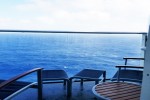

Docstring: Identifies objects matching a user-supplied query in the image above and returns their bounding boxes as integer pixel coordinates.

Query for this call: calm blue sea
[0,33,142,81]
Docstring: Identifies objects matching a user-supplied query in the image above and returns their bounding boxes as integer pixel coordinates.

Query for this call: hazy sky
[0,0,150,32]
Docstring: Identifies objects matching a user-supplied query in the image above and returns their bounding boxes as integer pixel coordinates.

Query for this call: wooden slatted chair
[0,68,43,100]
[42,70,71,96]
[111,57,144,83]
[69,69,106,95]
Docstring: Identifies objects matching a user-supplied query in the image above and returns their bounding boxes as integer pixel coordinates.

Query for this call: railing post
[117,67,121,82]
[37,69,43,100]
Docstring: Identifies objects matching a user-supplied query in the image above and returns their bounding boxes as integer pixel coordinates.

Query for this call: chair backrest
[0,68,43,100]
[111,57,144,83]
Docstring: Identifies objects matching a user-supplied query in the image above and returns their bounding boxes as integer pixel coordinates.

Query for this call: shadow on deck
[12,81,103,100]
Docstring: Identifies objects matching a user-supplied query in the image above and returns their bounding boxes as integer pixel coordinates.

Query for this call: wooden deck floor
[11,81,103,100]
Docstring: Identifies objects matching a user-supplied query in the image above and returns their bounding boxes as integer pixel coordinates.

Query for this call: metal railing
[0,29,147,34]
[0,29,148,56]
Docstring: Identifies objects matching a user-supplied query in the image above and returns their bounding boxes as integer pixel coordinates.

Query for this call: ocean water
[0,33,142,81]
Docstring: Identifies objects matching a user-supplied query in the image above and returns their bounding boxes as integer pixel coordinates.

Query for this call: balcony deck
[12,81,103,100]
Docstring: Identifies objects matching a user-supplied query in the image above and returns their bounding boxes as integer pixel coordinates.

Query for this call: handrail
[0,29,147,34]
[0,68,43,89]
[123,57,145,65]
[116,65,144,69]
[123,57,145,60]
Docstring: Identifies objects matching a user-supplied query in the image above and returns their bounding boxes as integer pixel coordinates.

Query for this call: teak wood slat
[93,82,141,100]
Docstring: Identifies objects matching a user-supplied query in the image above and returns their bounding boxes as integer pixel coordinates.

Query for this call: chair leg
[67,80,71,97]
[95,80,99,85]
[63,80,67,86]
[37,69,43,100]
[103,71,106,82]
[69,78,72,96]
[80,79,83,86]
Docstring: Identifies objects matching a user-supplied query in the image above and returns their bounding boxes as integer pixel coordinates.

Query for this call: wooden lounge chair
[42,70,71,96]
[69,69,106,95]
[0,68,43,100]
[111,57,144,83]
[70,69,106,85]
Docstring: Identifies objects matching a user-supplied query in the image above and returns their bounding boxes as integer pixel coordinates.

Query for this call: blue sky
[0,0,150,32]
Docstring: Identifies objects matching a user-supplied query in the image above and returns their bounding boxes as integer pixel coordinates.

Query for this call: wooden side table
[92,82,141,100]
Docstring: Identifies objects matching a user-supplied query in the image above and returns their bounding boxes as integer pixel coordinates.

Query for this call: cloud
[0,18,11,23]
[0,0,150,32]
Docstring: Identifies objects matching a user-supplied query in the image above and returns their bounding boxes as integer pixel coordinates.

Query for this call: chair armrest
[116,65,144,69]
[0,68,43,89]
[123,57,144,65]
[123,57,145,60]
